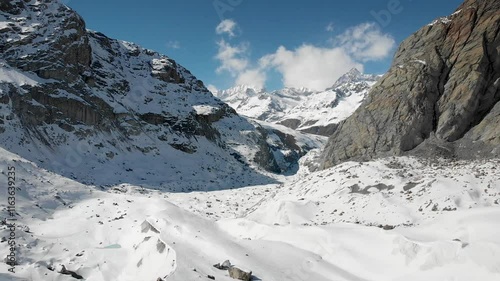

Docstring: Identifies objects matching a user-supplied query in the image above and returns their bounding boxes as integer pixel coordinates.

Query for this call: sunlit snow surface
[0,146,499,281]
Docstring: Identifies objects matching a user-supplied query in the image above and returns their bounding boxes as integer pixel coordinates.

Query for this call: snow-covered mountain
[0,0,322,189]
[213,68,380,136]
[214,85,314,122]
[0,1,499,281]
[280,69,380,135]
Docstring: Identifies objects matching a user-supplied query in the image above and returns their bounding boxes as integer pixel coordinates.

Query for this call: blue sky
[66,0,463,91]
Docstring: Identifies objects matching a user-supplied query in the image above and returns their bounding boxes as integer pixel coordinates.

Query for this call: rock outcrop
[228,266,252,281]
[322,0,500,168]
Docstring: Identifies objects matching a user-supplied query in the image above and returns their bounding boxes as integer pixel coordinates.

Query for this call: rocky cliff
[0,0,320,189]
[322,0,500,168]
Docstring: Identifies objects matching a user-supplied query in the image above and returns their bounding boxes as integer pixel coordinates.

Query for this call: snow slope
[283,69,379,133]
[1,146,499,281]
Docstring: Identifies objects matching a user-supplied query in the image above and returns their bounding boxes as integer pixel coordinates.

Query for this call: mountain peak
[347,68,362,76]
[329,68,378,90]
[234,84,266,93]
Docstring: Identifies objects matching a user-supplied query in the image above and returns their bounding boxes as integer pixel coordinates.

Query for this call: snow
[0,63,43,86]
[214,86,310,122]
[193,105,218,115]
[428,17,452,26]
[1,146,499,281]
[413,59,427,65]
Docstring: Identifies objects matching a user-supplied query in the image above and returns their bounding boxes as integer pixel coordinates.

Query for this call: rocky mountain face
[0,0,319,189]
[322,0,500,169]
[214,68,379,136]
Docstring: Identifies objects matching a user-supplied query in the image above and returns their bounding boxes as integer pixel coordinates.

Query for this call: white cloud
[215,39,249,74]
[214,37,267,89]
[258,22,394,90]
[235,69,266,90]
[216,19,238,37]
[260,45,362,91]
[326,22,335,32]
[166,40,181,49]
[206,84,219,93]
[213,21,394,91]
[335,23,395,61]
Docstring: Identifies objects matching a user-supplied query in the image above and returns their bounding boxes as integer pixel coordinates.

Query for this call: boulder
[59,265,83,280]
[213,259,232,270]
[228,266,252,281]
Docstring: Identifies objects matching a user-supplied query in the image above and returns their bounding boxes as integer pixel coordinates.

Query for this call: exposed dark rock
[59,265,83,280]
[299,123,338,137]
[278,118,301,130]
[253,127,281,173]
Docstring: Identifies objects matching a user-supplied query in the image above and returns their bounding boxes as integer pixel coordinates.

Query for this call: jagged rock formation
[0,0,319,189]
[322,0,500,169]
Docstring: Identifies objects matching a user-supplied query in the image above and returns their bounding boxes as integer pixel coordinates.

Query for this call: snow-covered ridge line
[213,68,380,135]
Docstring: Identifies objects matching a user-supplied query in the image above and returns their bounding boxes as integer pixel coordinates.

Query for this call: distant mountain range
[213,68,380,136]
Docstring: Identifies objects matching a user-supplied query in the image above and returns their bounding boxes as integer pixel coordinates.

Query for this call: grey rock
[213,259,232,270]
[228,266,252,281]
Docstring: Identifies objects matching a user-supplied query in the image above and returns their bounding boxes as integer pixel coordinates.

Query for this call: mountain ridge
[214,68,380,136]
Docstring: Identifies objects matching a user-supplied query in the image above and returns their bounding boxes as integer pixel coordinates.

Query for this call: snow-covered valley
[1,146,499,281]
[1,0,499,280]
